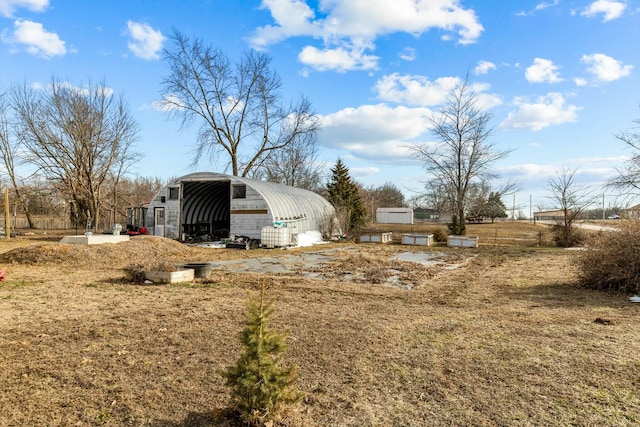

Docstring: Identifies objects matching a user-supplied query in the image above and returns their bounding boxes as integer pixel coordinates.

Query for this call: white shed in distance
[376,207,414,224]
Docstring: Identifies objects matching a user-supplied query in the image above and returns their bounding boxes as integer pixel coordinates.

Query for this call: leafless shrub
[123,261,180,283]
[575,220,640,294]
[318,212,338,240]
[552,224,586,248]
[431,228,448,243]
[123,264,147,283]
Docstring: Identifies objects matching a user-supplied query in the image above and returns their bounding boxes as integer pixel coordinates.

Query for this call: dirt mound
[0,235,197,269]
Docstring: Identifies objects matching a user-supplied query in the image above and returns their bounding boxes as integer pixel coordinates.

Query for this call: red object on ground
[0,270,5,282]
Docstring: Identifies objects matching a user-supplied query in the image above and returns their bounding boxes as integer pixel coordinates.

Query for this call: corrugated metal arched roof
[170,172,335,230]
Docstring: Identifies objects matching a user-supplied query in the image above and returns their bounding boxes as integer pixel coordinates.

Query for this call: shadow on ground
[150,411,228,427]
[507,281,630,309]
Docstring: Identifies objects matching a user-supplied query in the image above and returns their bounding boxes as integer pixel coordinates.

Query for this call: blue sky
[1,0,639,214]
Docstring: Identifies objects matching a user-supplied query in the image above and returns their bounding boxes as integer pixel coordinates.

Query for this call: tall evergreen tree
[326,159,366,234]
[484,192,507,223]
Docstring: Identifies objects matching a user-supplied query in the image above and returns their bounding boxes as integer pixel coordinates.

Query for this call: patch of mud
[208,248,468,289]
[209,249,338,275]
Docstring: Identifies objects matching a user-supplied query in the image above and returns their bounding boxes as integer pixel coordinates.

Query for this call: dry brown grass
[369,220,556,246]
[0,225,639,426]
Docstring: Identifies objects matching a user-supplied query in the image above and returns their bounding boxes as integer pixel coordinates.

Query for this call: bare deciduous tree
[466,180,517,221]
[258,132,323,192]
[420,181,456,217]
[360,182,405,221]
[102,175,163,226]
[105,143,143,226]
[159,31,320,177]
[12,79,140,230]
[0,91,34,228]
[547,167,596,247]
[409,75,512,235]
[608,114,640,195]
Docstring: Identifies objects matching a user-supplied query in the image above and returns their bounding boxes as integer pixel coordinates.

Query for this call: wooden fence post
[4,188,10,239]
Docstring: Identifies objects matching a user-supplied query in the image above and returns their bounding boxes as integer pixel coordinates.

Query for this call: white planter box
[359,232,393,243]
[447,235,479,248]
[144,269,194,283]
[402,233,434,246]
[60,235,130,245]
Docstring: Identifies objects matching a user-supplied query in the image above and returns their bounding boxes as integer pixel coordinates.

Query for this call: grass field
[0,222,638,426]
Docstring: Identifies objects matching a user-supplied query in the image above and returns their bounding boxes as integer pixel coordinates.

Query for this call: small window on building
[169,187,179,200]
[232,185,246,199]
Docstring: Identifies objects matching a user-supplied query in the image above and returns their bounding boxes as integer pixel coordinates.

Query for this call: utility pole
[602,194,605,220]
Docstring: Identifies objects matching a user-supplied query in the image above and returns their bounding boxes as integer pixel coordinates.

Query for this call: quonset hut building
[145,172,335,241]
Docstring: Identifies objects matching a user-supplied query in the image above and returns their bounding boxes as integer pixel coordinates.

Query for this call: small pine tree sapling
[223,279,301,426]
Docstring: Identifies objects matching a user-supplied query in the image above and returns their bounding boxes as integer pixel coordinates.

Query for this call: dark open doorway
[181,180,231,241]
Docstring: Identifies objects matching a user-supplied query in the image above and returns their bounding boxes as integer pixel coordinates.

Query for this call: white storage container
[447,235,479,248]
[261,226,298,248]
[359,232,393,243]
[402,233,433,246]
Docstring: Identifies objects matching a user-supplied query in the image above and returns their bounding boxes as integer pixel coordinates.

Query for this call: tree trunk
[11,182,34,229]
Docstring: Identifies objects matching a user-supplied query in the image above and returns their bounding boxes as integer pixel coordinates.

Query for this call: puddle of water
[391,252,445,266]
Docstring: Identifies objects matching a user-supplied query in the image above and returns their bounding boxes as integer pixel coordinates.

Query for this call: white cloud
[298,44,379,72]
[398,46,416,61]
[251,0,484,72]
[126,21,165,60]
[3,19,66,58]
[581,0,626,22]
[500,93,581,131]
[375,73,458,106]
[581,53,633,82]
[501,163,558,179]
[251,0,320,48]
[516,0,559,17]
[474,60,496,75]
[319,103,431,160]
[525,58,562,83]
[375,73,502,110]
[574,77,588,86]
[500,159,619,192]
[152,94,186,112]
[55,82,114,98]
[570,155,628,166]
[351,166,381,177]
[0,0,48,18]
[535,0,559,11]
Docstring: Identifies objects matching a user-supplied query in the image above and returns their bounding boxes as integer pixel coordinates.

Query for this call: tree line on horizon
[1,28,638,238]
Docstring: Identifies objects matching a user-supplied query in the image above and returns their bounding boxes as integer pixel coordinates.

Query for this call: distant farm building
[146,172,336,241]
[413,207,440,221]
[376,207,413,224]
[624,204,640,219]
[534,210,569,221]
